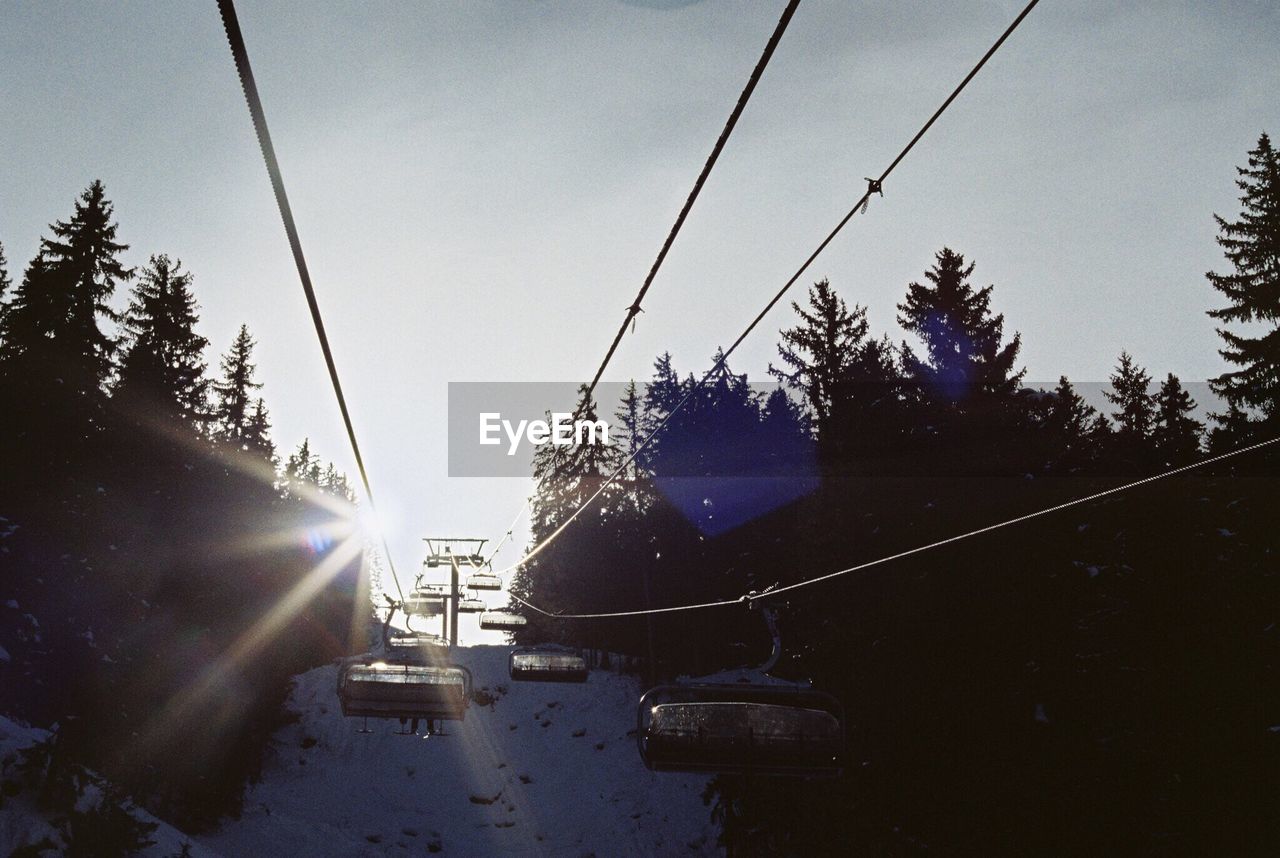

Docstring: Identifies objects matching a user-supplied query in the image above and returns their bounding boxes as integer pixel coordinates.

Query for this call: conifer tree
[283,438,322,493]
[898,248,1023,407]
[0,241,10,353]
[1103,352,1157,471]
[0,240,11,312]
[212,325,263,444]
[614,380,646,486]
[243,397,275,461]
[1104,352,1155,439]
[1206,132,1280,436]
[1152,373,1203,466]
[0,181,131,394]
[771,279,868,431]
[639,352,684,468]
[1042,375,1109,471]
[115,254,209,429]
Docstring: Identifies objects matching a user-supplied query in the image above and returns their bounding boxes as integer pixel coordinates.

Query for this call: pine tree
[1152,374,1203,466]
[1042,376,1109,472]
[1103,352,1157,471]
[114,255,209,429]
[639,352,684,468]
[0,181,131,395]
[771,279,868,431]
[1105,352,1155,439]
[0,240,11,312]
[0,241,10,352]
[212,325,263,444]
[898,248,1023,407]
[1206,132,1280,436]
[243,397,275,461]
[283,438,322,493]
[0,183,132,482]
[614,380,645,484]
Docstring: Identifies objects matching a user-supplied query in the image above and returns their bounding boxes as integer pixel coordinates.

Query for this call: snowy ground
[199,646,720,857]
[0,716,218,857]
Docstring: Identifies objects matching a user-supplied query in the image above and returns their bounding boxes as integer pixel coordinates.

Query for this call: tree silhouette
[0,181,132,482]
[771,278,868,432]
[1152,373,1203,466]
[212,324,264,445]
[1206,132,1280,442]
[1104,351,1156,471]
[0,181,131,394]
[898,247,1023,409]
[115,254,209,430]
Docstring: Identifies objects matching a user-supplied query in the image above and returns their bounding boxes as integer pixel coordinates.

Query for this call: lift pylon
[421,537,489,646]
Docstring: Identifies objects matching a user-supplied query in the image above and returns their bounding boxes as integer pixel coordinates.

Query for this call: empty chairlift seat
[466,573,502,591]
[404,590,445,616]
[385,632,449,662]
[509,647,588,682]
[457,597,487,613]
[479,611,527,631]
[337,660,472,722]
[426,553,486,568]
[637,684,844,777]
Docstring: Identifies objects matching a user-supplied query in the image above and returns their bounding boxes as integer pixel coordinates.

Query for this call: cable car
[479,611,527,631]
[457,597,486,614]
[403,591,445,616]
[337,659,472,723]
[636,684,844,777]
[509,646,588,682]
[466,573,502,591]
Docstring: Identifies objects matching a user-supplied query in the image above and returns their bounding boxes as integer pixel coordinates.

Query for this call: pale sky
[3,1,1279,622]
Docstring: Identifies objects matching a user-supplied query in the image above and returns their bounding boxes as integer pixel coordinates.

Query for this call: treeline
[0,181,367,832]
[513,135,1280,854]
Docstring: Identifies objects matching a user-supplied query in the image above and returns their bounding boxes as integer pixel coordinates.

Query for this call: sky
[3,0,1280,621]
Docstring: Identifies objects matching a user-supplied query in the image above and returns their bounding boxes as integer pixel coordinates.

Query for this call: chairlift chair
[457,597,487,613]
[635,604,845,776]
[479,611,527,631]
[509,646,588,682]
[466,572,502,591]
[636,683,844,777]
[337,659,472,723]
[385,632,449,663]
[403,590,445,616]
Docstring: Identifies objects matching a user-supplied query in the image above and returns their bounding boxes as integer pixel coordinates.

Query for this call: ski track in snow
[199,646,719,857]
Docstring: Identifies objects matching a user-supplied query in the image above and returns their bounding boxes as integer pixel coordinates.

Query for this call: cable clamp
[861,177,884,214]
[627,303,645,334]
[742,582,779,606]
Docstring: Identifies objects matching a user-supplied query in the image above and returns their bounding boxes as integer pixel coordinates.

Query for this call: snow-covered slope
[199,646,719,857]
[0,716,218,857]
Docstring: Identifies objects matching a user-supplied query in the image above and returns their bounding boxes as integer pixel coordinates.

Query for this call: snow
[4,600,16,610]
[0,645,9,663]
[0,716,216,857]
[199,646,718,856]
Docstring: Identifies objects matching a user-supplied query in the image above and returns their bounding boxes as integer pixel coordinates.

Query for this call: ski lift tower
[423,537,487,646]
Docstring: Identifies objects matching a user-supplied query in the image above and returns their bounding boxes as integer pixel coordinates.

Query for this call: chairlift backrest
[457,597,486,613]
[636,683,843,777]
[337,660,472,721]
[509,647,588,682]
[479,611,527,631]
[466,573,502,591]
[404,591,445,616]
